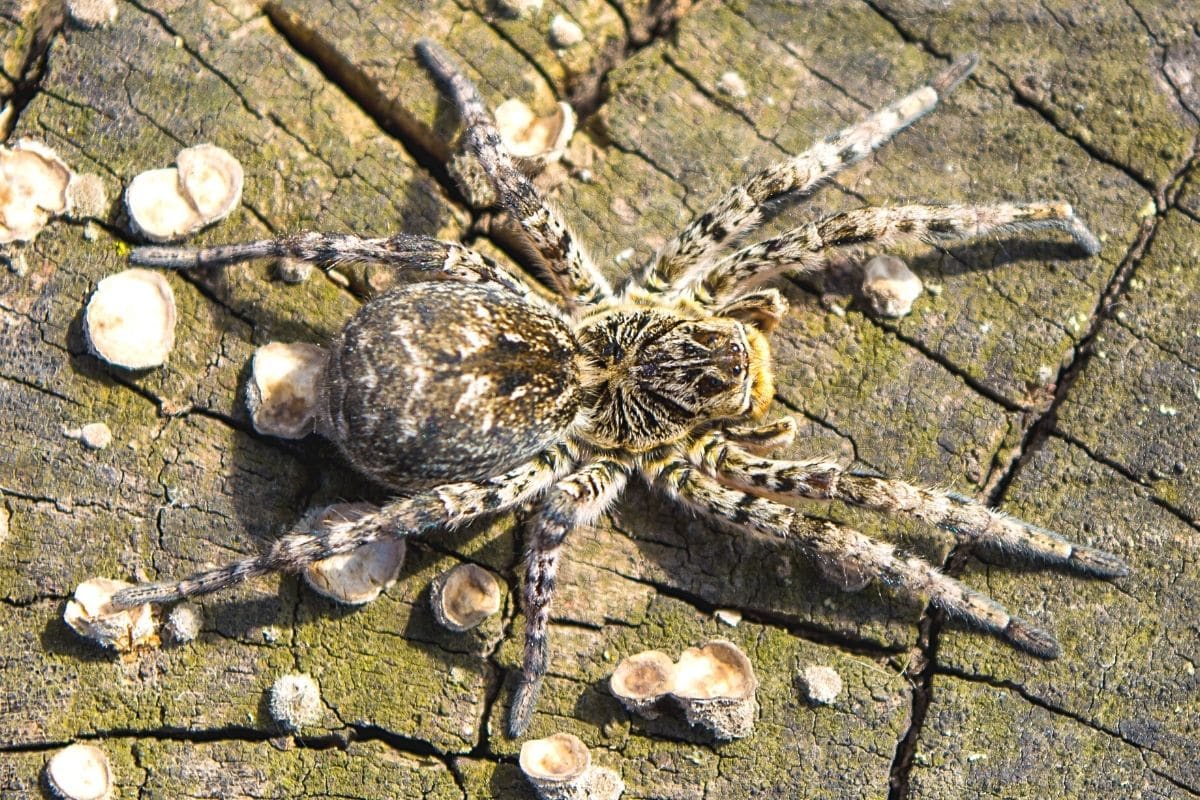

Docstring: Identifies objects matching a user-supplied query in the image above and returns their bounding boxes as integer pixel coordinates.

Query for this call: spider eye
[698,375,729,396]
[731,364,743,376]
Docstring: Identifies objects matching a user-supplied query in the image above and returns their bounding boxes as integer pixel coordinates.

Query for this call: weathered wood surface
[0,1,1197,797]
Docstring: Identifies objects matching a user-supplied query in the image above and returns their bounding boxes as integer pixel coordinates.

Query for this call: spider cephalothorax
[574,309,772,450]
[110,41,1125,738]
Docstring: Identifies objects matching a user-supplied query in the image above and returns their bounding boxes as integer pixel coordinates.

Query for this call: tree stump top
[1,1,1196,797]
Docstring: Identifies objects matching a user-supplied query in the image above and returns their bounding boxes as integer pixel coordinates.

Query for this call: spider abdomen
[319,281,581,488]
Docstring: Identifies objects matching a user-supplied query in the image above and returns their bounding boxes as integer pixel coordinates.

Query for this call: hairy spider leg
[646,454,1063,658]
[130,231,556,311]
[632,55,980,295]
[509,456,632,736]
[712,288,791,334]
[105,39,1132,743]
[686,432,1128,576]
[686,202,1101,303]
[111,445,576,609]
[415,39,612,307]
[719,416,799,453]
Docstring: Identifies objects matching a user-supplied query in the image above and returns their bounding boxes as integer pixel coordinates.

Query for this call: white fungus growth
[549,15,584,48]
[65,173,108,219]
[609,650,676,719]
[125,143,243,242]
[714,608,742,627]
[45,743,113,800]
[610,640,759,739]
[581,768,625,800]
[63,422,113,450]
[65,0,118,29]
[430,563,502,632]
[268,672,322,731]
[64,578,156,652]
[861,254,923,318]
[671,640,758,740]
[494,99,576,163]
[0,138,73,243]
[245,342,327,439]
[163,602,202,643]
[176,143,243,223]
[80,422,112,450]
[717,71,749,99]
[274,256,313,284]
[497,0,543,16]
[302,503,405,605]
[800,664,844,705]
[124,168,204,242]
[519,732,623,800]
[520,732,590,785]
[83,268,177,370]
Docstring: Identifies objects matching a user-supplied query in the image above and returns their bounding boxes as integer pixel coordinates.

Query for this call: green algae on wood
[936,436,1198,792]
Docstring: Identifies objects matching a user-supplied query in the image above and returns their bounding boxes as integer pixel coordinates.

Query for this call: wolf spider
[114,41,1126,737]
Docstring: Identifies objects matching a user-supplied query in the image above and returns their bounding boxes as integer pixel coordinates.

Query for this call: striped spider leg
[631,55,980,296]
[645,448,1100,658]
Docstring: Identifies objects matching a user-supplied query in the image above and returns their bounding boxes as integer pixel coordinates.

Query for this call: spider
[112,40,1127,738]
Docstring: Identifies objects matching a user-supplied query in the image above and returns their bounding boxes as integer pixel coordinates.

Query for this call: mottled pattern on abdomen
[319,282,581,488]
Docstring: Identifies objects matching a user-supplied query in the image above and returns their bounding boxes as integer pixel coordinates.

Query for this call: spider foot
[508,675,543,737]
[1002,617,1061,660]
[1065,213,1103,256]
[931,53,980,95]
[1068,544,1130,578]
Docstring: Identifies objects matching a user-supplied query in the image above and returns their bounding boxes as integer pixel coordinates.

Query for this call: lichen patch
[0,139,73,243]
[83,268,177,370]
[65,0,118,29]
[246,341,327,439]
[64,578,156,652]
[495,99,576,162]
[125,144,243,242]
[45,743,113,800]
